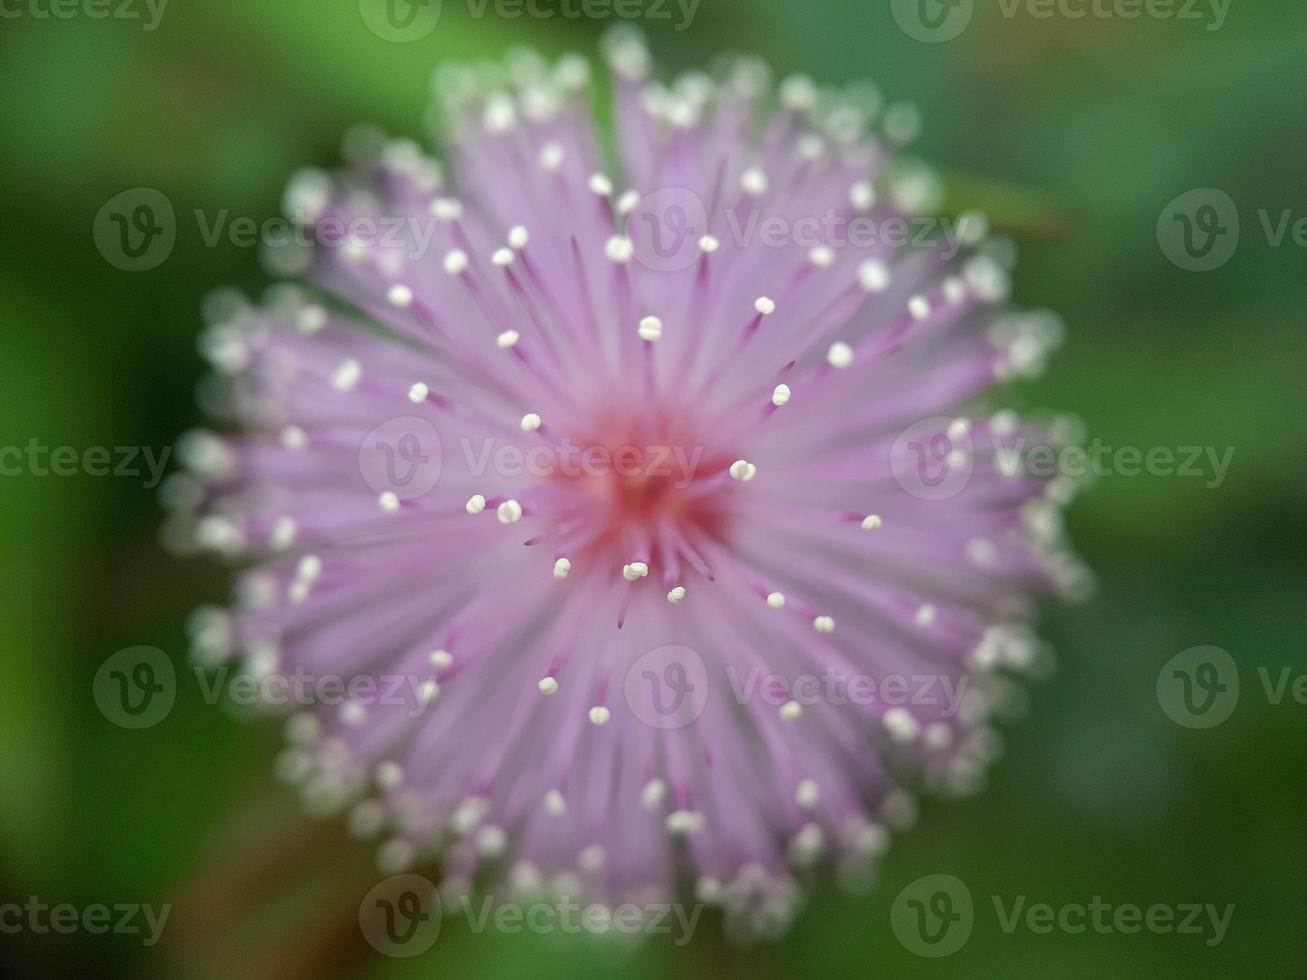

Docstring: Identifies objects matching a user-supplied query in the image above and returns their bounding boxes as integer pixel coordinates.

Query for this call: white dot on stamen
[666,810,702,835]
[924,722,954,749]
[641,778,666,810]
[915,604,937,627]
[508,225,529,250]
[588,173,613,196]
[809,245,835,268]
[578,844,606,873]
[296,305,327,334]
[496,330,520,349]
[297,554,322,581]
[431,198,463,221]
[277,423,304,452]
[697,234,720,254]
[443,250,468,275]
[667,585,686,604]
[966,538,996,566]
[544,789,567,815]
[429,649,453,670]
[796,779,820,810]
[858,260,890,292]
[375,761,404,789]
[729,459,757,482]
[780,700,803,721]
[741,167,769,196]
[615,189,640,216]
[947,417,971,442]
[861,514,883,531]
[814,615,836,634]
[418,680,439,703]
[754,296,776,316]
[638,316,663,342]
[766,592,786,609]
[588,705,611,726]
[884,707,921,742]
[943,276,967,304]
[538,142,564,171]
[520,412,542,433]
[771,383,792,407]
[270,516,297,550]
[908,295,931,321]
[386,284,413,308]
[827,342,854,369]
[850,181,875,211]
[378,492,400,513]
[477,825,507,858]
[538,676,559,696]
[331,359,361,391]
[605,236,634,263]
[408,382,429,403]
[780,74,818,112]
[492,247,515,267]
[553,557,571,580]
[464,494,487,516]
[340,702,367,726]
[622,561,649,582]
[497,499,523,524]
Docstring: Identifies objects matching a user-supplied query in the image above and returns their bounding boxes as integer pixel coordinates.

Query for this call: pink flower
[166,29,1085,939]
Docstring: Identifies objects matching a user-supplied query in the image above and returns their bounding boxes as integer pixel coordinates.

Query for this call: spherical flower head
[165,29,1086,940]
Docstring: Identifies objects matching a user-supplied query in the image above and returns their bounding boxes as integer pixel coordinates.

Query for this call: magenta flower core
[167,30,1085,938]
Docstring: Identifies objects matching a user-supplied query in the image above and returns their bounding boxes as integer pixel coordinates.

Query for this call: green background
[1,0,1304,976]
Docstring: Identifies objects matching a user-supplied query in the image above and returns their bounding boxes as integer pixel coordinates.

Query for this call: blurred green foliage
[1,0,1304,976]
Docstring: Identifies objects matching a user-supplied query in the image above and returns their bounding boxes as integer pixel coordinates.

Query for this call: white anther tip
[729,459,758,482]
